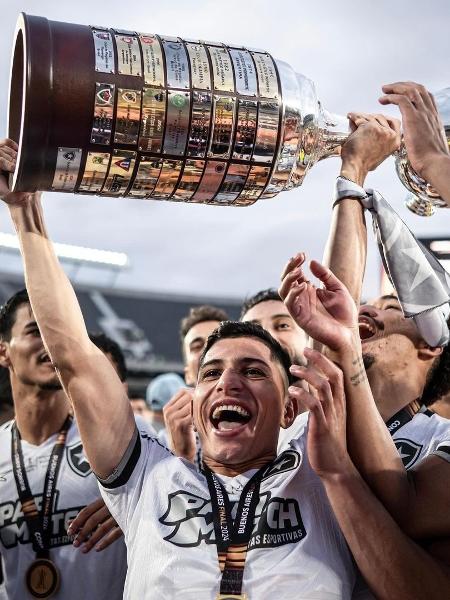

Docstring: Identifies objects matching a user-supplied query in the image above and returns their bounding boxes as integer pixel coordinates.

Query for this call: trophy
[7,13,450,214]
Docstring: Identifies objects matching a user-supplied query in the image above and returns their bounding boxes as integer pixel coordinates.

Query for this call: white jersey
[0,418,127,600]
[278,411,309,452]
[100,424,355,600]
[390,406,450,468]
[353,406,450,600]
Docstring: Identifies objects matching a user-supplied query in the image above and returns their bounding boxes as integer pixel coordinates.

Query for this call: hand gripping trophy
[7,13,450,214]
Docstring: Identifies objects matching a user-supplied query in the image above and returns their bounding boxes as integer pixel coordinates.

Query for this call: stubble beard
[362,353,376,370]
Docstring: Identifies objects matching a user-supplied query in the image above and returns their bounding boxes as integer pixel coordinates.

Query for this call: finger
[72,507,110,546]
[279,252,306,283]
[165,388,190,406]
[0,146,17,161]
[288,385,327,426]
[80,518,118,553]
[164,394,194,416]
[347,113,371,128]
[279,266,307,301]
[384,81,436,110]
[384,115,402,137]
[95,526,124,552]
[282,282,308,317]
[378,94,416,114]
[309,260,345,293]
[371,113,392,129]
[0,157,16,173]
[428,90,439,114]
[0,138,19,151]
[303,348,345,400]
[67,498,104,535]
[163,390,192,413]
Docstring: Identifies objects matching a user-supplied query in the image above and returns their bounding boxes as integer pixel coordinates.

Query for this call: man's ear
[417,341,443,361]
[280,391,298,429]
[0,342,11,369]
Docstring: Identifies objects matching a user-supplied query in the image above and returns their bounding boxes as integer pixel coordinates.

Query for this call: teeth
[212,404,250,420]
[358,321,376,334]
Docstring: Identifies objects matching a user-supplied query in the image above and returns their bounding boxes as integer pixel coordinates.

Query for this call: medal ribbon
[386,400,425,436]
[11,415,73,558]
[204,463,269,598]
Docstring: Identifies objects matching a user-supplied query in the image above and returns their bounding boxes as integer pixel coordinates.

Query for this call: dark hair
[199,320,294,386]
[422,320,450,405]
[240,289,281,320]
[180,305,229,344]
[89,332,127,382]
[0,289,30,342]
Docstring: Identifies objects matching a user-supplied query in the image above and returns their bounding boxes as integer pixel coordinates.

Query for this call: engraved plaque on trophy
[7,13,450,214]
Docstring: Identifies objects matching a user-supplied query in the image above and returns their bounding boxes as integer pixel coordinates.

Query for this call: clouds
[1,0,449,301]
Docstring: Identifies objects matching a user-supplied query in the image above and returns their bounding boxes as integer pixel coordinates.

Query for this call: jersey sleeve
[277,412,309,452]
[432,441,450,463]
[98,426,173,532]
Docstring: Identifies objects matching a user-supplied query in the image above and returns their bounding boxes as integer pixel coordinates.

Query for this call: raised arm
[279,255,450,537]
[323,112,400,303]
[380,81,450,205]
[0,139,135,478]
[288,350,450,599]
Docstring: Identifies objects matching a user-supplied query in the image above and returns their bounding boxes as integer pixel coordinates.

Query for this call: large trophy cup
[7,14,450,214]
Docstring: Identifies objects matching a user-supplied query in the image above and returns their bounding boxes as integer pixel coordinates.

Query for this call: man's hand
[279,253,358,352]
[0,138,36,206]
[67,497,123,553]
[289,348,351,479]
[379,81,450,183]
[340,113,401,185]
[163,388,196,462]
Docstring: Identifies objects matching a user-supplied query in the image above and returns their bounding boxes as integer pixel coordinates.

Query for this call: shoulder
[277,412,309,452]
[0,420,13,433]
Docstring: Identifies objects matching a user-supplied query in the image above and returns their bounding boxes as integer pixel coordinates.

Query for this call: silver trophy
[7,14,450,214]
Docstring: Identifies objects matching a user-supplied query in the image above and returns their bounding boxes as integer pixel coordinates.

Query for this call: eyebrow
[248,313,291,323]
[189,336,206,347]
[23,321,39,331]
[200,356,270,370]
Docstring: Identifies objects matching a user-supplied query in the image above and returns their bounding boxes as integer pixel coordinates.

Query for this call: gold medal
[26,558,60,598]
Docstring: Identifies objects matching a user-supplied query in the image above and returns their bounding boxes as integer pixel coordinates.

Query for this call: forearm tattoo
[349,355,367,386]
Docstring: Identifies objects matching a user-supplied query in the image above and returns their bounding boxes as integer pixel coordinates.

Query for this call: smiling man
[0,290,127,600]
[0,150,356,596]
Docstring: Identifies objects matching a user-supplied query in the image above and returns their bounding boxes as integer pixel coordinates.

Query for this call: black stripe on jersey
[433,444,450,465]
[98,427,141,489]
[436,444,450,456]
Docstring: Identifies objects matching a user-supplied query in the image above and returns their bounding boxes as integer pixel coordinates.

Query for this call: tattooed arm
[279,255,411,517]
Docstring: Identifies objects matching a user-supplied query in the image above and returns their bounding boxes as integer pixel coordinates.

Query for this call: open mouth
[358,316,377,341]
[37,351,52,365]
[210,403,252,432]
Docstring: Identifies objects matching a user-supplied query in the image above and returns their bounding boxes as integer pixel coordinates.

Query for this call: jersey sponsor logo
[388,420,401,433]
[66,442,92,477]
[394,438,423,469]
[159,491,214,547]
[159,490,306,550]
[0,492,82,549]
[262,450,301,480]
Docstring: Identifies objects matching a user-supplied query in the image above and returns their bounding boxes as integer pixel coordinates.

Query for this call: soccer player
[240,288,307,365]
[163,305,228,461]
[0,162,359,597]
[279,254,450,598]
[0,289,127,599]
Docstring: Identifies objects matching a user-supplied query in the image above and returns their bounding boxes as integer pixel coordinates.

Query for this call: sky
[0,0,450,301]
